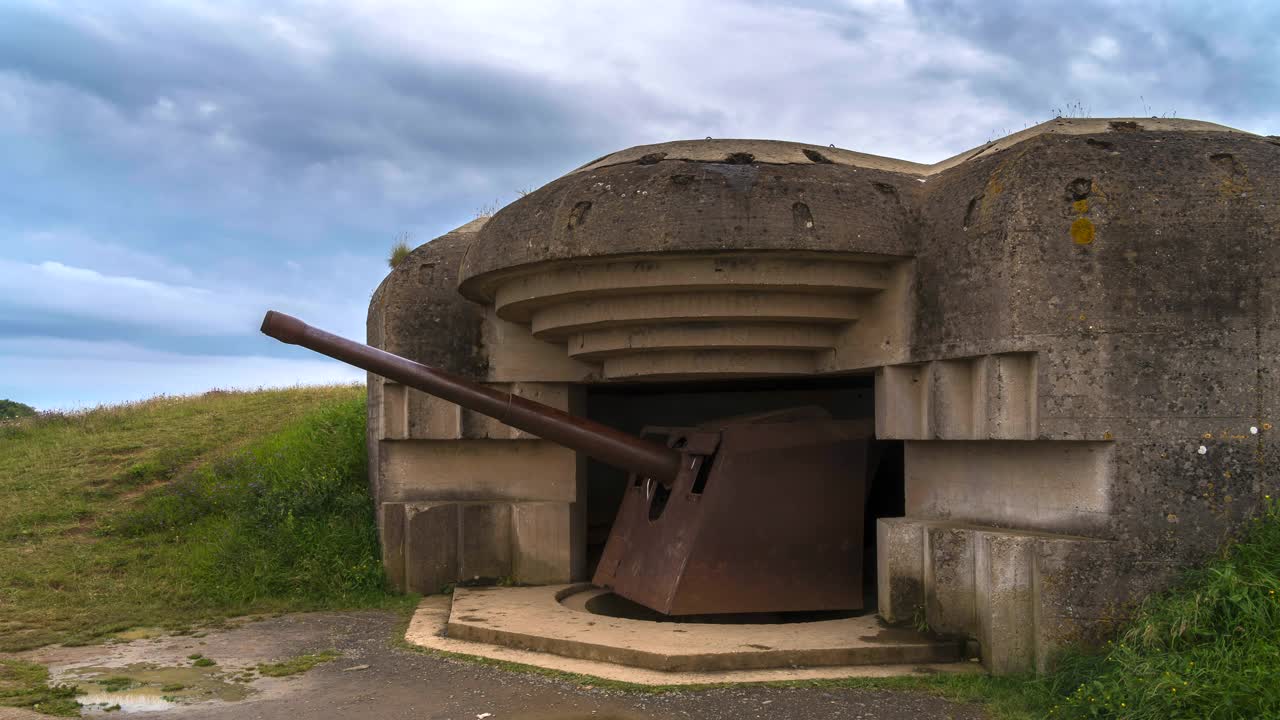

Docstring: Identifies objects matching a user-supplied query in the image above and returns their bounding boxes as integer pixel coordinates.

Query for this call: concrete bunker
[363,118,1279,676]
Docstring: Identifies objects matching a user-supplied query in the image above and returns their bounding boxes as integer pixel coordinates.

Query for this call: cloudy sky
[2,0,1277,409]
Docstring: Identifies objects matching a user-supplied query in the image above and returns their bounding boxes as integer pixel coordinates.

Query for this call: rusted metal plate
[594,411,874,615]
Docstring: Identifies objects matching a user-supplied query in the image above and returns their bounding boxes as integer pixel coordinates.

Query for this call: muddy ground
[5,611,988,719]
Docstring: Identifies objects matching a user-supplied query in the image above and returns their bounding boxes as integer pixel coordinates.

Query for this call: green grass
[0,399,36,420]
[0,659,80,716]
[387,238,412,268]
[0,385,411,652]
[1023,496,1280,719]
[256,650,340,677]
[95,676,134,692]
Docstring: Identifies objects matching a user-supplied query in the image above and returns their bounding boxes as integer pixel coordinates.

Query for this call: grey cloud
[3,0,1278,409]
[0,2,613,184]
[906,0,1280,127]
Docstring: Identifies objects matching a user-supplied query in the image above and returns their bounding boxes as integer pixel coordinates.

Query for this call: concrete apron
[404,586,979,685]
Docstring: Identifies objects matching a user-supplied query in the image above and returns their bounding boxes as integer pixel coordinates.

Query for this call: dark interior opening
[582,374,905,612]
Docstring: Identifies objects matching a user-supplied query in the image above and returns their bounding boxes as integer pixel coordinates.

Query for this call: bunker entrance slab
[437,585,963,673]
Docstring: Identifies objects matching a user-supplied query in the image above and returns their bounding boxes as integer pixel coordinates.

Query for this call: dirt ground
[6,611,988,720]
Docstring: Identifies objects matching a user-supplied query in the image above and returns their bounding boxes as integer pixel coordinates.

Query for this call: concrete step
[877,517,1118,674]
[446,585,965,672]
[381,500,579,594]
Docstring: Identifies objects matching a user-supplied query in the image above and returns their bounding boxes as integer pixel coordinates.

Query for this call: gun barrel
[260,311,682,484]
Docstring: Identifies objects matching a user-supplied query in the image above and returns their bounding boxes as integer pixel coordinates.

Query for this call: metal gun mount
[261,311,875,615]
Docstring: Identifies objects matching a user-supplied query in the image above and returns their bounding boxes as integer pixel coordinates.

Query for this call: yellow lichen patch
[1219,173,1252,198]
[1073,199,1090,213]
[1071,217,1096,245]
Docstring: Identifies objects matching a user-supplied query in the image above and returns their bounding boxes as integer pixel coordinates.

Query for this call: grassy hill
[0,385,407,652]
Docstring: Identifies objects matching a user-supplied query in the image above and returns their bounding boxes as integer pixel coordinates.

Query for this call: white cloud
[0,336,363,411]
[0,258,257,335]
[261,14,331,60]
[10,229,197,284]
[0,257,367,340]
[1089,36,1121,61]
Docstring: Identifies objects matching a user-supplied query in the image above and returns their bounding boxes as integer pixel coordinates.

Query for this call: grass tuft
[257,650,341,677]
[388,237,412,268]
[0,659,80,716]
[96,675,134,692]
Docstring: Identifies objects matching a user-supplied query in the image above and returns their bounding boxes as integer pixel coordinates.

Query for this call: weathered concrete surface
[369,117,1279,673]
[369,236,588,591]
[904,440,1113,534]
[386,500,582,592]
[404,502,458,595]
[440,586,963,673]
[3,612,988,720]
[925,527,977,638]
[876,517,926,625]
[878,518,1118,673]
[912,121,1279,606]
[411,594,977,684]
[367,219,488,504]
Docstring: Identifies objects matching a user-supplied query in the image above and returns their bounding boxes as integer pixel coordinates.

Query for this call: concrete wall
[366,219,591,591]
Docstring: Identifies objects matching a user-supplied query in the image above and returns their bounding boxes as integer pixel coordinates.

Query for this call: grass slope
[1029,497,1280,719]
[0,385,407,652]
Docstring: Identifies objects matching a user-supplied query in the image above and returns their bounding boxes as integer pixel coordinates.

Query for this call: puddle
[77,689,177,713]
[65,662,254,714]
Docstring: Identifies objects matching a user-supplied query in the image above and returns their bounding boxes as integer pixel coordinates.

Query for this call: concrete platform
[404,585,974,684]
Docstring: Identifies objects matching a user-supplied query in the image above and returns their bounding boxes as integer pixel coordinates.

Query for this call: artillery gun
[261,311,875,616]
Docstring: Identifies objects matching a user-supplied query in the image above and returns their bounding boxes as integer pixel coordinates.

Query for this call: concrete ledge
[385,500,580,593]
[441,586,963,673]
[405,594,981,686]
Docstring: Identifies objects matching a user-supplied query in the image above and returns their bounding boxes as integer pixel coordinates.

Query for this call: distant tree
[0,399,36,420]
[388,231,412,269]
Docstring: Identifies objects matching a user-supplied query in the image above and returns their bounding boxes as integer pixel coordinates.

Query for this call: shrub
[0,400,36,421]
